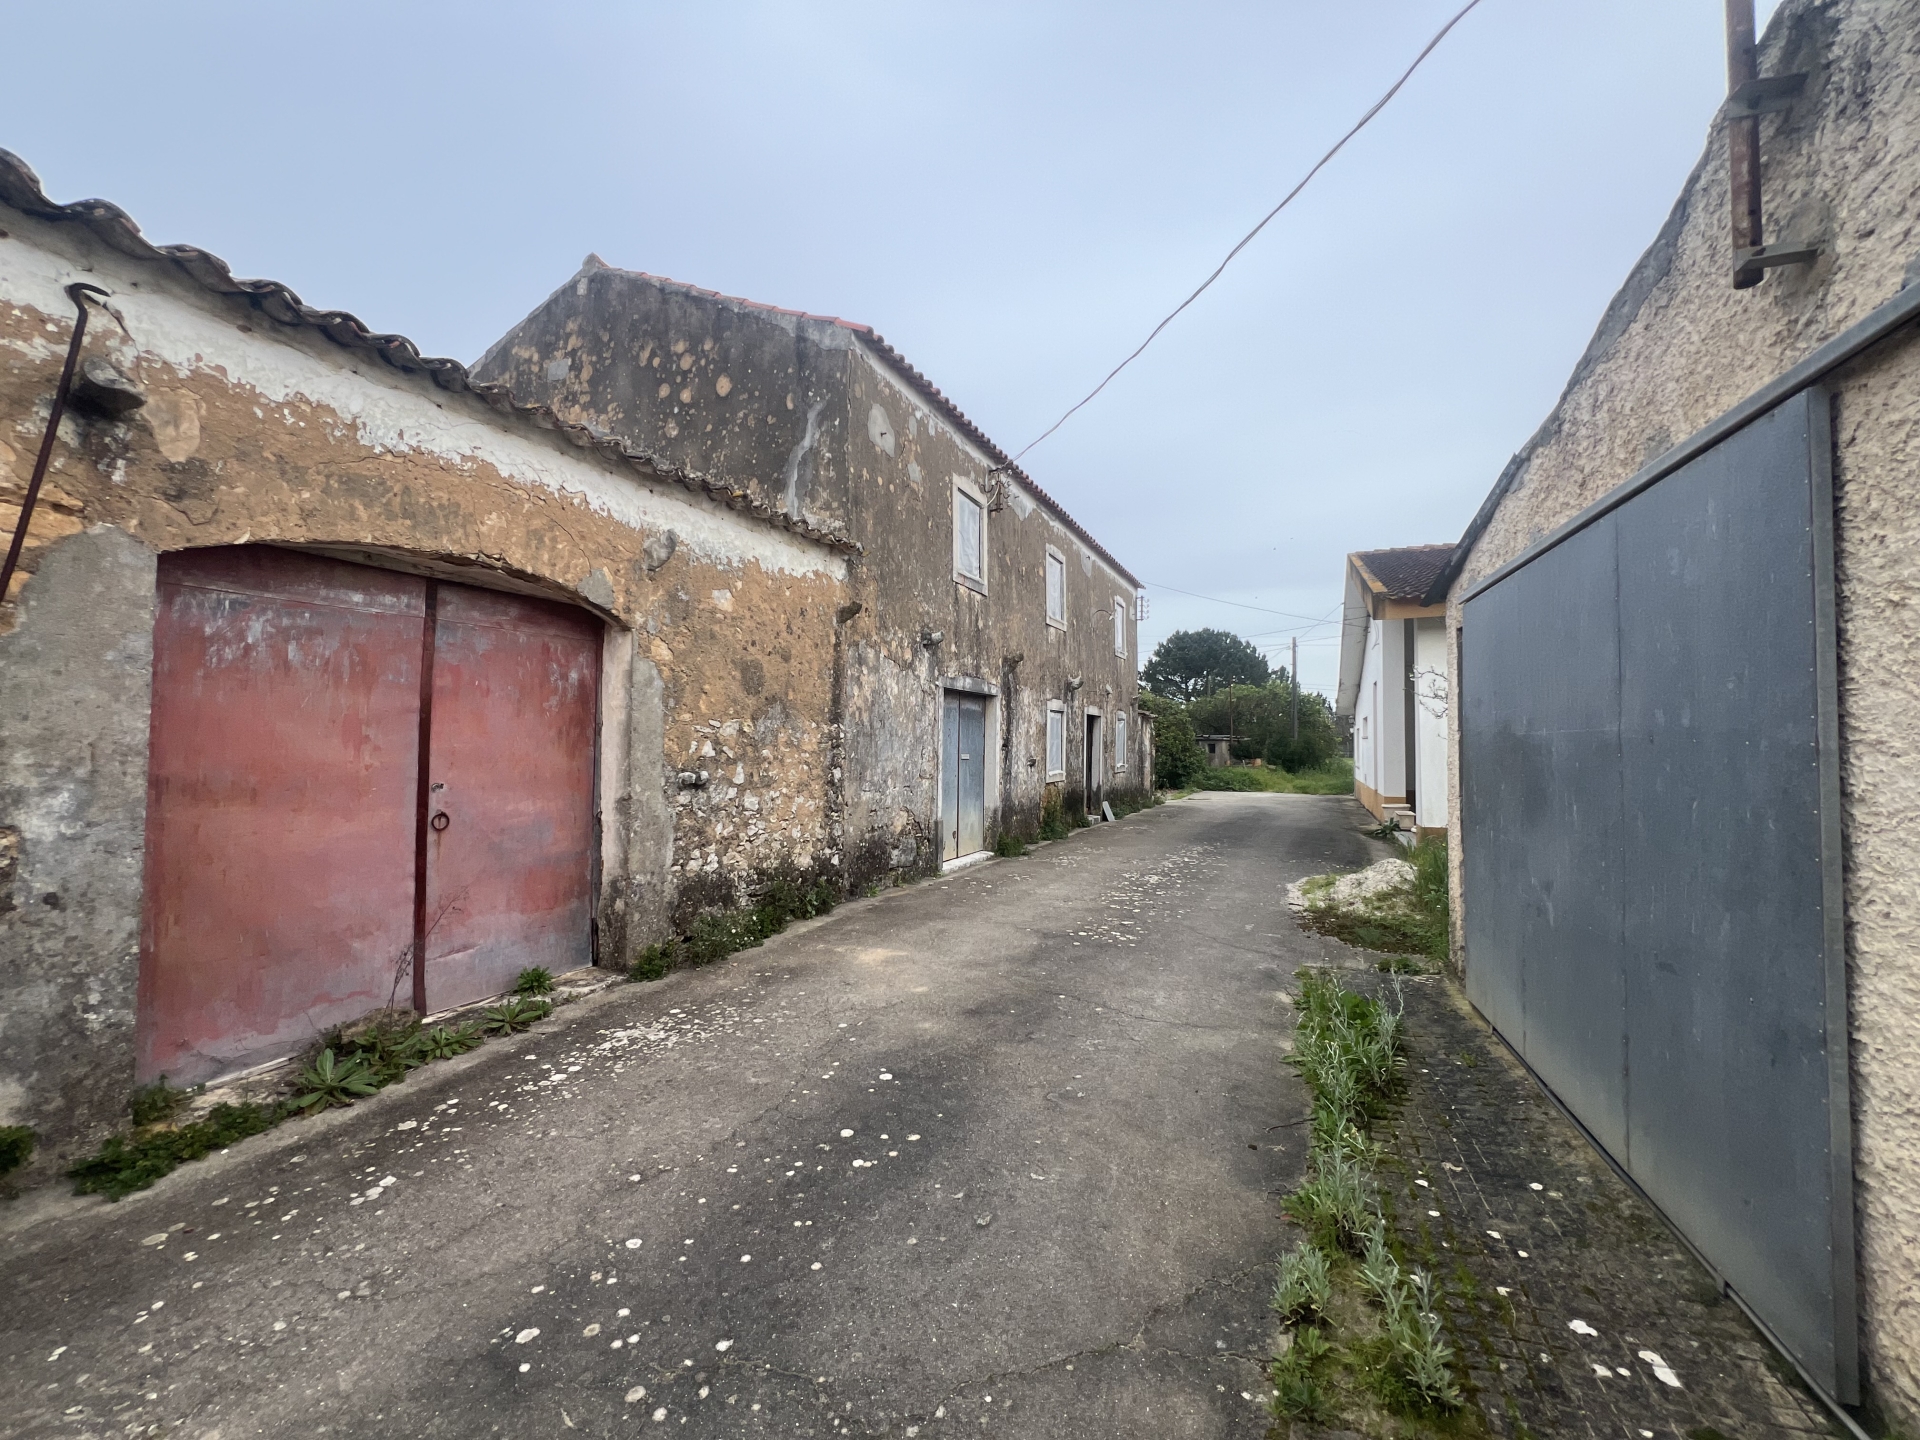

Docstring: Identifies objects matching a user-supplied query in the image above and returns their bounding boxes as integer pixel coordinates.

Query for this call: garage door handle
[430,811,450,832]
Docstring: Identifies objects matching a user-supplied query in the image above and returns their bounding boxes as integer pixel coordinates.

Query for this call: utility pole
[1291,636,1300,741]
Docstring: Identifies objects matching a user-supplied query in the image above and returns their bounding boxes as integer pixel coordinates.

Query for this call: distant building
[1333,545,1451,834]
[1196,734,1238,768]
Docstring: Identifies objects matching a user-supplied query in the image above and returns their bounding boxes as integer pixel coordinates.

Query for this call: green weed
[291,1049,382,1111]
[1271,1240,1333,1324]
[483,997,553,1035]
[513,966,555,996]
[993,831,1030,858]
[414,1022,484,1060]
[69,1102,283,1200]
[130,1078,190,1127]
[1193,758,1354,794]
[627,877,841,982]
[0,1124,35,1177]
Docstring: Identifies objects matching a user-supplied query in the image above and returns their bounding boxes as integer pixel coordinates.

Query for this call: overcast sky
[3,1,1778,696]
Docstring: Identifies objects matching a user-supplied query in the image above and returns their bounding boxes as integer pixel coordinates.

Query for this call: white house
[1334,545,1452,835]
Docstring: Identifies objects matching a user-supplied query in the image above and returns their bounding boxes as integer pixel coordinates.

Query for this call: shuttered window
[1046,703,1065,778]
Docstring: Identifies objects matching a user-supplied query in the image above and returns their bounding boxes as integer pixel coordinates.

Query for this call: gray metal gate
[1460,388,1855,1401]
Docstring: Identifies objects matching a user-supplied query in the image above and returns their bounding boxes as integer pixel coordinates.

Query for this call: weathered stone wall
[0,208,847,1177]
[1440,0,1920,1424]
[476,264,1148,880]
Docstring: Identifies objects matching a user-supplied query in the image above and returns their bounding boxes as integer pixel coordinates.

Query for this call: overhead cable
[1010,0,1487,463]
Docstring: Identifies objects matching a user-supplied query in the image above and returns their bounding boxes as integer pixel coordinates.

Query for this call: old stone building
[1424,0,1920,1428]
[0,154,1141,1178]
[472,259,1149,884]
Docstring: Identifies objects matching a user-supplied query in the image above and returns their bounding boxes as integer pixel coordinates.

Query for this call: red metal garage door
[420,583,599,1014]
[137,548,599,1086]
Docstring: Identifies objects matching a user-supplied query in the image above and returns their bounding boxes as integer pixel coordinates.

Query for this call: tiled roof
[1352,544,1456,602]
[599,265,1140,588]
[0,152,859,555]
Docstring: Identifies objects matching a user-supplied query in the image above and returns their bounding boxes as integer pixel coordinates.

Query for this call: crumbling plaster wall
[477,267,1147,880]
[1441,0,1920,1423]
[0,213,847,1172]
[841,342,1147,864]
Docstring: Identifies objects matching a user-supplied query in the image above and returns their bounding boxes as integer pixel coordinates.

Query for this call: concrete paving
[1,791,1378,1440]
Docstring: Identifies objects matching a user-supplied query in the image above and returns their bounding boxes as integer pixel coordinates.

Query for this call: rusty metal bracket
[0,282,109,607]
[1726,72,1807,119]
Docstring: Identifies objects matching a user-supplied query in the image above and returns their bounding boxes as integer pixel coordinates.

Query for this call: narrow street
[2,793,1376,1440]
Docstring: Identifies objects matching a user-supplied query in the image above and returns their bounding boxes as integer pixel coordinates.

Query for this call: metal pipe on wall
[1726,0,1764,289]
[0,283,108,605]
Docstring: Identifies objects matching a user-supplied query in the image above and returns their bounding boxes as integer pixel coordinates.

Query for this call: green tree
[1264,689,1340,773]
[1142,628,1271,702]
[1184,679,1341,773]
[1138,692,1206,789]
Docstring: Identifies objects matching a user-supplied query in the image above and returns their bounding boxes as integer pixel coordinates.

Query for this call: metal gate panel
[138,549,424,1085]
[1612,394,1851,1395]
[957,695,986,859]
[421,584,599,1013]
[1460,388,1854,1400]
[1461,517,1629,1160]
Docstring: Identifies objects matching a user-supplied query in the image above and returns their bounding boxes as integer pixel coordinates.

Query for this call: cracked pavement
[1,791,1378,1438]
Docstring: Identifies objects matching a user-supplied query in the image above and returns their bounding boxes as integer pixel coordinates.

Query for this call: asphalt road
[3,791,1379,1440]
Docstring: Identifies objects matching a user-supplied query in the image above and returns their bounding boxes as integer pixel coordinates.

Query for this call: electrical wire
[1010,0,1487,463]
[1143,581,1337,624]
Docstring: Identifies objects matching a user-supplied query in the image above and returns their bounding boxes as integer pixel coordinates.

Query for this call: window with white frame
[1114,712,1128,771]
[1045,547,1066,628]
[953,484,985,589]
[1112,595,1128,656]
[1045,702,1065,779]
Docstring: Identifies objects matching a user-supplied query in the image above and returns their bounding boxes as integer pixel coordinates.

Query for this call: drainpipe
[1,283,108,606]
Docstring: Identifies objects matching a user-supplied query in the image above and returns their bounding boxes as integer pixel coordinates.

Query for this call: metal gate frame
[1459,386,1855,1405]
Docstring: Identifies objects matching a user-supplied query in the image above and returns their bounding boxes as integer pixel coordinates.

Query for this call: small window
[1046,703,1065,779]
[1112,595,1128,656]
[1114,712,1128,771]
[1045,548,1066,628]
[953,486,985,588]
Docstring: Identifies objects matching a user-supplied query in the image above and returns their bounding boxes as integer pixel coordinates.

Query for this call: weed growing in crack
[628,877,841,982]
[1267,969,1467,1427]
[291,1049,382,1111]
[513,966,555,996]
[483,997,553,1035]
[1271,1240,1333,1324]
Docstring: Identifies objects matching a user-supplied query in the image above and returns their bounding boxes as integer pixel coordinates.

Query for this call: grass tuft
[1192,758,1354,794]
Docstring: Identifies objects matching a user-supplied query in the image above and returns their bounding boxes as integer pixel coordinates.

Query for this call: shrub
[993,831,1029,858]
[0,1125,35,1177]
[70,1102,282,1200]
[1138,692,1207,788]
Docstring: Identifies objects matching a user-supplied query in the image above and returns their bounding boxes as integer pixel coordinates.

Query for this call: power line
[1010,0,1487,463]
[1143,581,1338,624]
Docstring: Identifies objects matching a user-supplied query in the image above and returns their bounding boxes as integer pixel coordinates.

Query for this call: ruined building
[0,154,1144,1177]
